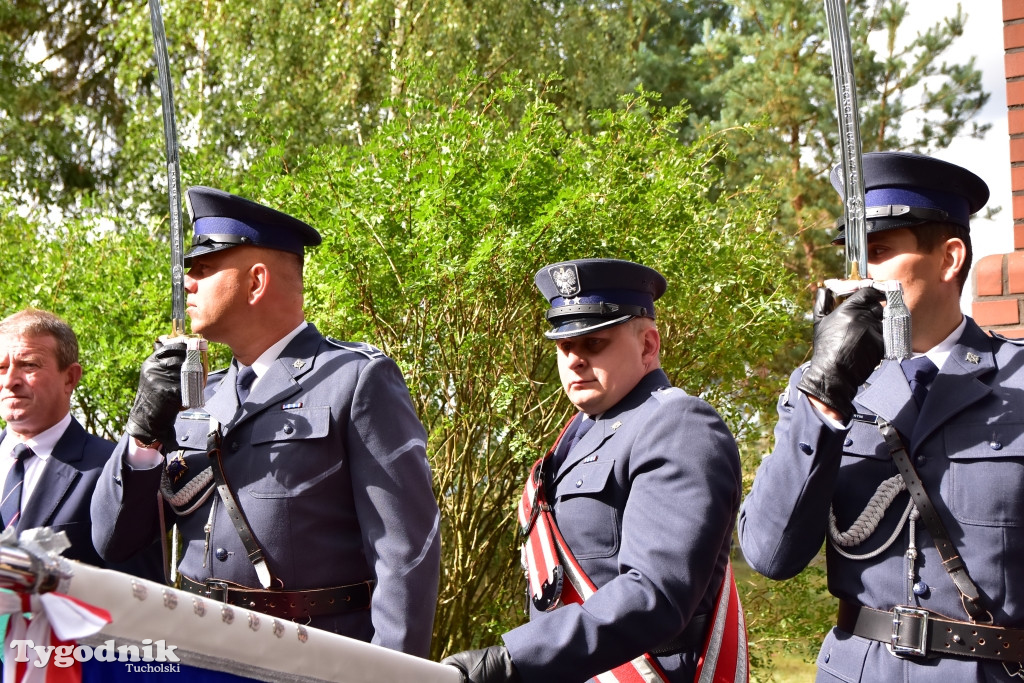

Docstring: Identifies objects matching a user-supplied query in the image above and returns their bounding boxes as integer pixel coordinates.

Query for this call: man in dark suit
[739,152,1024,681]
[0,308,115,566]
[91,186,441,656]
[443,259,745,683]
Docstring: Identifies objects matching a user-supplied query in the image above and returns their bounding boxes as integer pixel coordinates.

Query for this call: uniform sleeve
[90,434,165,564]
[347,356,441,658]
[737,366,850,580]
[504,394,741,681]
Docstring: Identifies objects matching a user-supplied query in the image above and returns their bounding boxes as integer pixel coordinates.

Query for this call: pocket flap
[559,459,614,497]
[251,406,331,445]
[945,422,1024,460]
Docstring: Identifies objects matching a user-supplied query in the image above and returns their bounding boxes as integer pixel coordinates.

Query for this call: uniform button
[283,424,294,435]
[990,441,1003,451]
[915,455,926,466]
[798,442,813,455]
[843,438,853,447]
[215,548,229,561]
[181,434,189,442]
[231,442,240,452]
[823,652,830,663]
[913,581,929,596]
[575,480,583,488]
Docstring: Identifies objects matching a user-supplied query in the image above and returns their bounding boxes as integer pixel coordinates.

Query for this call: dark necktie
[566,416,594,454]
[236,364,257,404]
[900,356,938,409]
[553,415,594,470]
[1,444,33,529]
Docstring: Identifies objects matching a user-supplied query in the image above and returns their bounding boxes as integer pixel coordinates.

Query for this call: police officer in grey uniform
[91,186,441,657]
[740,152,1024,681]
[443,259,743,683]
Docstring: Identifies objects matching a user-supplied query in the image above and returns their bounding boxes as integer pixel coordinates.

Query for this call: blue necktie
[901,356,938,409]
[1,444,33,529]
[236,364,257,404]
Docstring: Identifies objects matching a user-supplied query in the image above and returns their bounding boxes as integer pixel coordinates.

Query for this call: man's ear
[248,262,270,304]
[64,362,83,395]
[941,237,967,284]
[642,325,661,366]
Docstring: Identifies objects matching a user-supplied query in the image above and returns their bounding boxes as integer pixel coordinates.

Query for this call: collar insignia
[293,359,306,369]
[965,352,980,365]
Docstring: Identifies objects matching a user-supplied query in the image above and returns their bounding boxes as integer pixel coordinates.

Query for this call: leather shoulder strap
[877,417,990,622]
[206,419,278,589]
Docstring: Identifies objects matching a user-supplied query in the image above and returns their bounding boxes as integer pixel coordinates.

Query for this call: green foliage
[188,75,799,656]
[0,1,994,676]
[0,208,168,440]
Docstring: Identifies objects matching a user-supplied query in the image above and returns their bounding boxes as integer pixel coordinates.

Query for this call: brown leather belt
[838,600,1024,662]
[179,575,373,621]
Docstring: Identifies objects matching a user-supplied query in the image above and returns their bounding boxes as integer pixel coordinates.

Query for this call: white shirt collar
[245,321,308,379]
[913,315,967,371]
[0,411,72,461]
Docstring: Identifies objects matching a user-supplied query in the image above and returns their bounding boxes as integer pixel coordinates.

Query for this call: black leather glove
[125,338,186,448]
[797,286,885,421]
[441,646,521,683]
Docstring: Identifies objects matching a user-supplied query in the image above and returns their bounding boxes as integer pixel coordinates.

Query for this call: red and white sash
[518,429,748,683]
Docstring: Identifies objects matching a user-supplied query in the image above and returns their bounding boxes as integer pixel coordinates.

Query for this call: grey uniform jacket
[739,318,1024,682]
[91,324,441,657]
[502,369,742,683]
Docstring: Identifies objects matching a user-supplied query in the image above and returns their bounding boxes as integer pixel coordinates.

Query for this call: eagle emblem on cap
[550,265,580,297]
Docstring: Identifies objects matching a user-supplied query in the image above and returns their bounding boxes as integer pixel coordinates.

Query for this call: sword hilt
[822,278,912,360]
[172,334,208,408]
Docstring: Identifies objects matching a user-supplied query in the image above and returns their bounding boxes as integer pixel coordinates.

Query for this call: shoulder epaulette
[325,337,386,360]
[991,332,1024,346]
[652,385,687,403]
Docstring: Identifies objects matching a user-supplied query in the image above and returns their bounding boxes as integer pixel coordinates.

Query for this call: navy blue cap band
[551,290,655,312]
[193,216,307,254]
[866,187,970,228]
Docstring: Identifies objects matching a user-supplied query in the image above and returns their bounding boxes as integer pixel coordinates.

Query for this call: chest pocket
[251,407,330,445]
[173,415,213,453]
[554,459,619,560]
[841,417,889,460]
[945,422,1024,528]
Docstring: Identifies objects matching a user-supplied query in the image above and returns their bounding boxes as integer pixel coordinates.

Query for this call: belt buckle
[887,606,929,657]
[205,580,229,603]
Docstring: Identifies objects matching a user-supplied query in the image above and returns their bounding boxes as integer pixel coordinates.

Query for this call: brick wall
[972,0,1024,337]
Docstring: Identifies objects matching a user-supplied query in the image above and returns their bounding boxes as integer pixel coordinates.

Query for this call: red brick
[1013,165,1024,192]
[1007,1,1024,23]
[1008,52,1024,79]
[1016,224,1024,250]
[1010,252,1024,294]
[976,254,1006,296]
[1010,109,1024,136]
[973,298,1021,326]
[1008,23,1024,50]
[1009,80,1024,107]
[1014,194,1024,222]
